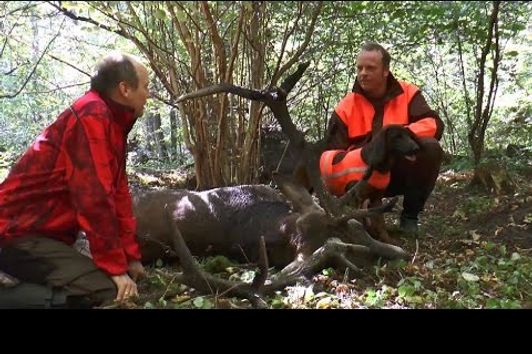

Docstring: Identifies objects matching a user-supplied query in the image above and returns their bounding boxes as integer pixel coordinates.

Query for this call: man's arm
[64,106,128,276]
[407,91,445,140]
[115,171,141,261]
[115,171,146,280]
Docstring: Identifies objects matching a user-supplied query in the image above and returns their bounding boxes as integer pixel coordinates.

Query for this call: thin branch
[48,54,91,77]
[21,81,90,96]
[269,2,323,87]
[0,3,38,19]
[45,1,126,37]
[270,3,304,87]
[0,19,65,99]
[0,1,28,57]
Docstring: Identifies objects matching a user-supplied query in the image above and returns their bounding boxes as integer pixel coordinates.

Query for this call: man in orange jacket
[321,42,444,236]
[0,53,149,308]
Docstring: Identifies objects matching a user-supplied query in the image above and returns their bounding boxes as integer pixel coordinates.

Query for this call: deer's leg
[364,198,401,246]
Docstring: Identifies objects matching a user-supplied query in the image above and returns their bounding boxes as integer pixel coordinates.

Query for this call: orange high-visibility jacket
[320,79,441,196]
[320,147,390,197]
[334,81,438,139]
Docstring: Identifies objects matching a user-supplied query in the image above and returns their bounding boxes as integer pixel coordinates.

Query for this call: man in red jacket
[0,53,149,308]
[321,42,444,236]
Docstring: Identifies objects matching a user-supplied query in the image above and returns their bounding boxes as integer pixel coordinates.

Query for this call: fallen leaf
[469,229,482,241]
[462,272,479,282]
[316,297,333,309]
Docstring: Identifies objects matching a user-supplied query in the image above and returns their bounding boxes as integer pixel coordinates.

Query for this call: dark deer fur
[131,63,412,306]
[134,174,406,269]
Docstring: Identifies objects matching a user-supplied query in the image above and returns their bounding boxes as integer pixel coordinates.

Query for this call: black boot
[399,214,419,237]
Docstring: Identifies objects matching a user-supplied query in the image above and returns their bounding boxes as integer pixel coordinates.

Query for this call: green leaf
[321,267,335,277]
[271,298,285,309]
[240,270,257,283]
[193,297,204,308]
[398,284,415,298]
[484,242,496,251]
[461,272,479,282]
[485,299,499,308]
[243,2,254,12]
[510,252,521,261]
[499,245,507,256]
[316,296,333,309]
[154,8,167,20]
[202,298,214,309]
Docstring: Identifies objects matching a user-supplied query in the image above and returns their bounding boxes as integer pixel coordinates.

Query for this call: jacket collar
[352,72,403,103]
[88,90,137,134]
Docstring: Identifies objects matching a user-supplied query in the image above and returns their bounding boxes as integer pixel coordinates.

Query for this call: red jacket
[0,90,141,275]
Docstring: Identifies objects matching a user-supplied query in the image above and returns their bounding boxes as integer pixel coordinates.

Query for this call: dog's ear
[363,128,387,167]
[405,127,423,149]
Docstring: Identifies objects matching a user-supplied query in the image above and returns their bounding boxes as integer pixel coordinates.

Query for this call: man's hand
[110,273,138,302]
[128,260,146,281]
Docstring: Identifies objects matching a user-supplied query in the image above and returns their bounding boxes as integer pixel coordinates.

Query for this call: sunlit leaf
[316,297,334,309]
[461,272,479,282]
[193,297,204,308]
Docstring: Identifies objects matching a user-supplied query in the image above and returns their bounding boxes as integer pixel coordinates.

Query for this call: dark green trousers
[0,236,116,308]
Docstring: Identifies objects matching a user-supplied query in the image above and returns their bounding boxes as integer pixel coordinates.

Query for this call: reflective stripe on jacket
[320,147,390,197]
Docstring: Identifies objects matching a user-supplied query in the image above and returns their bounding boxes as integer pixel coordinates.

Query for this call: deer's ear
[272,172,323,214]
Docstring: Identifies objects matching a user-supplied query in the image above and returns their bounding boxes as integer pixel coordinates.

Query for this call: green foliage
[454,195,496,219]
[1,1,530,175]
[201,255,237,274]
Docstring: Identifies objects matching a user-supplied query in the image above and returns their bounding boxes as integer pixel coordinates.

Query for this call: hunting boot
[399,212,419,237]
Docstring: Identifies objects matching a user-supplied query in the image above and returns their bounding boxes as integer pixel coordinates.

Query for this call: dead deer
[133,62,410,307]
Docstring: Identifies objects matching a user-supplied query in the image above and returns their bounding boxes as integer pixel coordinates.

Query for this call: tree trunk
[169,109,178,162]
[468,1,500,171]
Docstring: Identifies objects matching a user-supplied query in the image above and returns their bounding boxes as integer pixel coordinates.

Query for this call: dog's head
[384,125,420,162]
[364,124,420,169]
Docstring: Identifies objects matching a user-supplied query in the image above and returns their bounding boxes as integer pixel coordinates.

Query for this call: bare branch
[20,81,90,96]
[45,1,127,37]
[270,3,305,87]
[48,54,91,77]
[269,3,323,86]
[0,3,38,19]
[0,19,65,99]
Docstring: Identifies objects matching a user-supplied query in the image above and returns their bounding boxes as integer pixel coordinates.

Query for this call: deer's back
[134,185,297,265]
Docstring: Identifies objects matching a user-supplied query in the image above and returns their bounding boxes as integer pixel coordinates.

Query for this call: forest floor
[122,162,531,309]
[1,160,529,309]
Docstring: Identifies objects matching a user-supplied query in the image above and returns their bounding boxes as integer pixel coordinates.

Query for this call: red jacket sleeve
[115,170,141,262]
[64,105,129,275]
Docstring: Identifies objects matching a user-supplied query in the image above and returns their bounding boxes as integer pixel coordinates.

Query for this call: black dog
[324,124,421,244]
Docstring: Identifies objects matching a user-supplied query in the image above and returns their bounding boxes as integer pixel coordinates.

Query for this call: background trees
[1,1,530,188]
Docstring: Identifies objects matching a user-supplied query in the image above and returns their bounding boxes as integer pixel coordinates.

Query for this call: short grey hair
[360,42,391,69]
[90,53,139,96]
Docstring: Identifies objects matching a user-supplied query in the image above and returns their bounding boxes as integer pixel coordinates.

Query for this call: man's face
[356,50,389,97]
[123,64,150,118]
